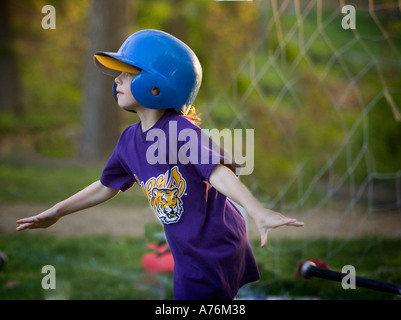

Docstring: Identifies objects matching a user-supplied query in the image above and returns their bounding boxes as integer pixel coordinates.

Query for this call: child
[16,29,303,300]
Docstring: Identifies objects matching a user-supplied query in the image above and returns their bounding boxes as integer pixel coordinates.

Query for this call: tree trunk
[166,0,187,42]
[0,0,23,115]
[80,0,127,161]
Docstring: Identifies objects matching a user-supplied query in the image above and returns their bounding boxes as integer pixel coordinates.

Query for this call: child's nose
[114,73,123,84]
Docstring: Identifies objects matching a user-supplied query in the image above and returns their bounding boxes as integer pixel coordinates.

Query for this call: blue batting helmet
[94,29,202,112]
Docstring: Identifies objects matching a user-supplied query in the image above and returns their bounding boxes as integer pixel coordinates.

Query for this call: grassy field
[0,159,148,206]
[1,233,400,300]
[1,160,401,300]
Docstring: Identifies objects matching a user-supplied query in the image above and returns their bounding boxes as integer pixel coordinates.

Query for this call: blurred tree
[0,0,23,115]
[80,0,128,161]
[204,2,258,83]
[165,0,187,41]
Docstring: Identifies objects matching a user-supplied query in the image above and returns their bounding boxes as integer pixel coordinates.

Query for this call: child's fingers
[16,216,39,231]
[260,228,269,248]
[16,222,33,231]
[259,218,304,247]
[288,220,304,227]
[280,218,304,228]
[16,216,36,224]
[283,218,304,227]
[271,217,296,229]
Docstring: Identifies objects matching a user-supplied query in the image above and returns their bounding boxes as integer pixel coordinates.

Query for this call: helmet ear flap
[112,82,118,102]
[130,72,178,109]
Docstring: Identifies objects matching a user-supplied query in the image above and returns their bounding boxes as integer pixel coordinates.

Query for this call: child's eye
[121,72,134,79]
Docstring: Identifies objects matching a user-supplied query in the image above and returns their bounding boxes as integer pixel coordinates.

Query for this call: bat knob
[301,260,316,279]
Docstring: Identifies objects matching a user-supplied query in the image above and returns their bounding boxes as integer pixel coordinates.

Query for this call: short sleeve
[177,124,239,182]
[100,129,136,192]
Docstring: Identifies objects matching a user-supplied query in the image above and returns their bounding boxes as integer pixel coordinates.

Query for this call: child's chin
[120,103,138,112]
[122,106,138,113]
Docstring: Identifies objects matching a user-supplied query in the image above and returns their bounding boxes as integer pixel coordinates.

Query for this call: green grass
[0,160,101,203]
[1,160,401,300]
[0,159,148,206]
[1,234,400,300]
[241,237,401,300]
[0,233,174,300]
[1,161,400,300]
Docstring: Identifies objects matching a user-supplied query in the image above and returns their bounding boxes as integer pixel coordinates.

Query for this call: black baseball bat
[301,260,401,296]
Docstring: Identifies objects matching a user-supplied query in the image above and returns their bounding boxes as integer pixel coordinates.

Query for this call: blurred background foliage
[0,0,400,207]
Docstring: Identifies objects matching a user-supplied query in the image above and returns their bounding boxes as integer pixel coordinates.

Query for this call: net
[203,0,401,287]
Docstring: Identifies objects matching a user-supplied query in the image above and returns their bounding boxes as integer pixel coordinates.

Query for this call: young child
[16,29,303,300]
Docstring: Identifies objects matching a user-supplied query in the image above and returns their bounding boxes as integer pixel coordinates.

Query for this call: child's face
[114,72,139,111]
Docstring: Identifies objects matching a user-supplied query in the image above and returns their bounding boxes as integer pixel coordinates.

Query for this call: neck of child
[137,107,166,132]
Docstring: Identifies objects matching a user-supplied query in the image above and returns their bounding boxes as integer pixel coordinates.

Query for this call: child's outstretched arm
[16,180,119,231]
[209,164,304,247]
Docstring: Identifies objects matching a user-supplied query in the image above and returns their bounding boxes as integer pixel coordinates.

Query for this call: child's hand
[16,209,60,231]
[15,181,119,232]
[209,164,304,246]
[251,207,304,247]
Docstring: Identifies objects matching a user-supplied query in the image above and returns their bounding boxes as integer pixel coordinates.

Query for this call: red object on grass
[141,242,174,273]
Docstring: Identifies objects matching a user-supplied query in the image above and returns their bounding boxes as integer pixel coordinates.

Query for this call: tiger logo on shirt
[137,166,186,225]
[151,187,183,224]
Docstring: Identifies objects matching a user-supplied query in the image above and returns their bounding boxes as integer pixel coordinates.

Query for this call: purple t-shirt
[101,110,260,299]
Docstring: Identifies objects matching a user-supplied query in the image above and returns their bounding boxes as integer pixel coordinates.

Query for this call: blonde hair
[173,105,202,126]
